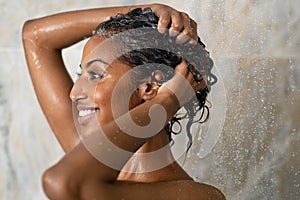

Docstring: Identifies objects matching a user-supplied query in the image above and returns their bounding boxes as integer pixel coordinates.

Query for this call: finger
[186,70,204,92]
[175,12,192,44]
[168,11,183,37]
[187,63,204,82]
[158,12,171,33]
[175,13,197,44]
[196,76,208,91]
[175,60,208,93]
[188,19,198,44]
[175,29,191,44]
[176,61,199,92]
[174,59,189,76]
[187,65,198,84]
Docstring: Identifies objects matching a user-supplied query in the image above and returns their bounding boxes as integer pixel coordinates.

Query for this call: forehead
[82,36,104,59]
[82,36,117,66]
[82,36,131,74]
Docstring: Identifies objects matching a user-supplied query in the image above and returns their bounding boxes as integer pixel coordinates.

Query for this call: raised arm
[22,4,198,153]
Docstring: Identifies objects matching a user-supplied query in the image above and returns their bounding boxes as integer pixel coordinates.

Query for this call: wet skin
[22,4,225,199]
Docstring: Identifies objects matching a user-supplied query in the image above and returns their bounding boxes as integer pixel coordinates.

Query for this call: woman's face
[70,36,143,135]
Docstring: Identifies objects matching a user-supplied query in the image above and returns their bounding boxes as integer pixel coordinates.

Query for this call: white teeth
[79,109,97,117]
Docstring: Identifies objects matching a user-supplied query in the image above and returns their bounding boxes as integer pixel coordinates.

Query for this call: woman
[22,3,225,200]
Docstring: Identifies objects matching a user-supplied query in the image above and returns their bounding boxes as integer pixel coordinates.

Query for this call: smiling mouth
[77,108,100,125]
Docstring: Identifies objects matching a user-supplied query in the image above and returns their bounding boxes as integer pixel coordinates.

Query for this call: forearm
[22,5,152,49]
[101,92,179,152]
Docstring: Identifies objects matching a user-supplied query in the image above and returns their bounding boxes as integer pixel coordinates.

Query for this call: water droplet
[260,156,264,160]
[291,152,295,157]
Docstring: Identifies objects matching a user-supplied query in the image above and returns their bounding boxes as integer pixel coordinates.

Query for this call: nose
[70,78,88,102]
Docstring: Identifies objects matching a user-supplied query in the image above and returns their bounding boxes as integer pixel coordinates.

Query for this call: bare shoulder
[82,178,226,200]
[163,180,226,200]
[192,181,226,200]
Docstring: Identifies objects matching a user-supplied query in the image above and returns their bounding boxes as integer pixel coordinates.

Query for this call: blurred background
[0,0,299,199]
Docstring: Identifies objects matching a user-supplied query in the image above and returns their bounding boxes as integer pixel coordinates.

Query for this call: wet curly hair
[94,8,217,151]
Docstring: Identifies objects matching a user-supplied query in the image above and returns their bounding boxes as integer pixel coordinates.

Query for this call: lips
[77,107,100,126]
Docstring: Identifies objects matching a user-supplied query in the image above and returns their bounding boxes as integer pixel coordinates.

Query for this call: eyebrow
[85,59,110,69]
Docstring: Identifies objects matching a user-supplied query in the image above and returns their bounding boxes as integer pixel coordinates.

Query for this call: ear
[138,82,160,101]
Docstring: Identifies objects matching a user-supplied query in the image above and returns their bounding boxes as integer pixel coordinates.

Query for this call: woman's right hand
[150,3,198,44]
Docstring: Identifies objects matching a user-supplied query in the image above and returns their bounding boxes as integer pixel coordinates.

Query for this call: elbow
[42,164,78,200]
[22,20,35,43]
[22,19,42,47]
[22,20,40,54]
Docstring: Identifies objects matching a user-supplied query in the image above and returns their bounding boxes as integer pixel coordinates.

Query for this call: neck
[120,129,175,174]
[117,130,192,183]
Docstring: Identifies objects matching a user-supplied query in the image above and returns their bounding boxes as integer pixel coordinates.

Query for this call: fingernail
[158,27,166,33]
[188,39,197,45]
[169,29,179,37]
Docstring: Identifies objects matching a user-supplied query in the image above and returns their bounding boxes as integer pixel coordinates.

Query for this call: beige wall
[0,0,299,199]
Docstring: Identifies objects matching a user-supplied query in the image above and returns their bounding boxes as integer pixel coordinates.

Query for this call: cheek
[94,84,114,125]
[94,82,131,116]
[93,80,141,121]
[94,84,113,107]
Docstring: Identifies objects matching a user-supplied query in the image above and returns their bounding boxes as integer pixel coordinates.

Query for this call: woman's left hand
[150,3,198,44]
[158,59,207,107]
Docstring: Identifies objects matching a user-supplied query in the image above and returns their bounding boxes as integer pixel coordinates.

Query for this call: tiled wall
[1,0,299,199]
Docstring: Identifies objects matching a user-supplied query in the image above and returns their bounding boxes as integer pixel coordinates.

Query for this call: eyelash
[76,65,82,78]
[76,72,82,78]
[88,71,104,80]
[76,64,105,81]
